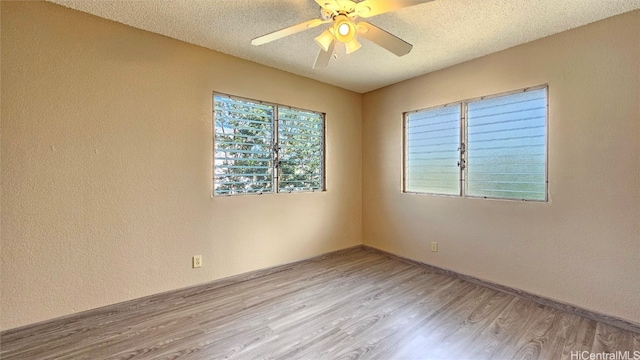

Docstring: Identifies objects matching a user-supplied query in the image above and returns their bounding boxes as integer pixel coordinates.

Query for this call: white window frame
[213,93,326,196]
[403,85,549,202]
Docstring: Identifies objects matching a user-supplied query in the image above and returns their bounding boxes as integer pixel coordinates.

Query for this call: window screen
[466,88,547,201]
[405,105,461,195]
[214,96,274,195]
[278,108,325,192]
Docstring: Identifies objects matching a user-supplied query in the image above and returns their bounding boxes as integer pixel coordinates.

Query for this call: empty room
[1,0,639,359]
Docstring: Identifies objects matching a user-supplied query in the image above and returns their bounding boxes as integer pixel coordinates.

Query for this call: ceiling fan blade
[357,22,412,56]
[355,0,434,18]
[251,19,328,46]
[313,40,335,69]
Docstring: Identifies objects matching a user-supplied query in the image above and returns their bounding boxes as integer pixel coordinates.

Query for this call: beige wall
[0,1,362,330]
[363,11,640,324]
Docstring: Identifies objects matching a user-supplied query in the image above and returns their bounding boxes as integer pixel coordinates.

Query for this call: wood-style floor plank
[1,248,638,360]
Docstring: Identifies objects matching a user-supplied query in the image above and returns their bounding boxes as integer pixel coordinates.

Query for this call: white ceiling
[48,0,640,93]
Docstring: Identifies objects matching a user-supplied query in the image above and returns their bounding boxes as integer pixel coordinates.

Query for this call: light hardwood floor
[2,247,639,359]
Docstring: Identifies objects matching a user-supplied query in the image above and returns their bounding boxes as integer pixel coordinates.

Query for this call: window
[404,86,547,201]
[213,94,325,196]
[277,107,325,192]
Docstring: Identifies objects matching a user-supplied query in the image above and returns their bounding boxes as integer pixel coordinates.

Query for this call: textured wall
[0,1,362,330]
[363,11,640,324]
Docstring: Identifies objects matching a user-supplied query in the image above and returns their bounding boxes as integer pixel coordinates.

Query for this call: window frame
[402,85,549,202]
[213,92,326,197]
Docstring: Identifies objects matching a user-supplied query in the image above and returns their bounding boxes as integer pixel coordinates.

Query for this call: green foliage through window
[214,94,325,196]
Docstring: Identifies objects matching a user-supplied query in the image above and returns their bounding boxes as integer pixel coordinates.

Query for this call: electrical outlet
[430,242,438,252]
[192,255,202,268]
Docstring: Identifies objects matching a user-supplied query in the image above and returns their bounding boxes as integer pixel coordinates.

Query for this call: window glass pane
[466,88,547,201]
[278,108,324,192]
[214,95,274,195]
[405,106,461,195]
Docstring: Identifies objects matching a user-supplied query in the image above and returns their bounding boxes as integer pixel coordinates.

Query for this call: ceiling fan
[251,0,433,69]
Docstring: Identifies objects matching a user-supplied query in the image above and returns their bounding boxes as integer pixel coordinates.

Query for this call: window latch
[458,159,466,170]
[458,143,466,154]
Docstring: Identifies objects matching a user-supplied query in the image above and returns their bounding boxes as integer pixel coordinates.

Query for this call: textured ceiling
[47,0,640,93]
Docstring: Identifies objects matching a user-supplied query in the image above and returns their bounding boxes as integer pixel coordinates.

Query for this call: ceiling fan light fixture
[333,15,356,43]
[345,38,362,54]
[314,29,334,52]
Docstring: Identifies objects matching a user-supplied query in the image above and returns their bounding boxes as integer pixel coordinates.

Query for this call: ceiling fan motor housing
[320,0,357,19]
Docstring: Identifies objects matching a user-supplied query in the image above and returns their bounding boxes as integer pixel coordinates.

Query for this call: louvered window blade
[278,108,324,192]
[214,95,274,195]
[405,106,461,195]
[466,88,547,201]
